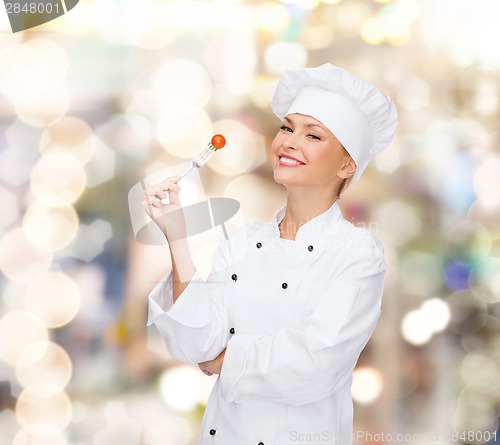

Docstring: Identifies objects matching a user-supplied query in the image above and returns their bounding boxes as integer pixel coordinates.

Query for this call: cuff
[147,268,218,329]
[218,333,262,403]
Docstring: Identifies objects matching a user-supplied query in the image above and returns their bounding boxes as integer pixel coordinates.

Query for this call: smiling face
[271,113,356,192]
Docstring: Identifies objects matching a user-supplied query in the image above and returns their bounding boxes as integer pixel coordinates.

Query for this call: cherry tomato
[211,134,226,149]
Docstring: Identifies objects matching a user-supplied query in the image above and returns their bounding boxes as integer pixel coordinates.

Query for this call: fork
[179,134,226,179]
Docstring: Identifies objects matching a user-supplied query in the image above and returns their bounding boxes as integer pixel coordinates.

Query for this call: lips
[278,155,305,166]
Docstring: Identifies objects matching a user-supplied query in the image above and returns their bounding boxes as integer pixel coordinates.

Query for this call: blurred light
[93,401,141,445]
[159,366,203,412]
[372,200,422,246]
[397,77,430,112]
[16,341,73,391]
[159,2,250,30]
[23,202,79,252]
[50,0,93,36]
[0,311,49,366]
[444,259,472,291]
[467,199,500,239]
[14,84,71,128]
[452,399,498,435]
[95,113,152,160]
[400,251,442,297]
[152,59,211,109]
[401,309,432,346]
[202,30,257,95]
[30,152,87,206]
[292,0,320,9]
[473,157,500,210]
[24,271,81,328]
[249,76,279,109]
[0,44,49,101]
[256,3,291,32]
[28,39,69,86]
[144,416,193,445]
[421,298,451,332]
[85,138,117,188]
[300,25,336,50]
[16,384,72,432]
[156,107,213,159]
[351,367,383,404]
[264,42,307,75]
[445,221,491,259]
[40,117,96,165]
[224,174,283,222]
[208,119,266,176]
[322,0,342,3]
[457,68,500,116]
[323,1,371,37]
[460,350,498,387]
[0,185,19,232]
[361,0,419,46]
[479,258,500,303]
[121,0,177,50]
[446,290,487,335]
[0,228,53,283]
[67,218,113,262]
[13,424,68,445]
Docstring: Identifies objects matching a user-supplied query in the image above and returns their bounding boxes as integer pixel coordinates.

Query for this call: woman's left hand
[198,348,226,376]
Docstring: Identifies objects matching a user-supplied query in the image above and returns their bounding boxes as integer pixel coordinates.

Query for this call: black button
[231,274,237,281]
[282,282,288,289]
[229,328,235,334]
[209,429,216,435]
[308,245,314,252]
[256,242,262,248]
[258,442,264,445]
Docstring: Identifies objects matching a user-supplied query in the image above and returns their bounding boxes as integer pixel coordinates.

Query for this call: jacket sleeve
[146,239,232,364]
[218,235,387,406]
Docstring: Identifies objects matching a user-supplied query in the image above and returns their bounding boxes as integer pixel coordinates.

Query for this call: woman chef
[143,63,398,445]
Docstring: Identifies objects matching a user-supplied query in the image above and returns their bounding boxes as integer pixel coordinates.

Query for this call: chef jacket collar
[272,200,344,242]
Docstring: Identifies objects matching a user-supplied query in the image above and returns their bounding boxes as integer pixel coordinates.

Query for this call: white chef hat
[271,63,398,181]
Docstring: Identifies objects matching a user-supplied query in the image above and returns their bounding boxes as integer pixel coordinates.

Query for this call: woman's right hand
[142,175,187,241]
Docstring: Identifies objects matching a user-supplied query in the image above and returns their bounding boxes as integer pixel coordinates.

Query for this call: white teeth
[280,156,303,165]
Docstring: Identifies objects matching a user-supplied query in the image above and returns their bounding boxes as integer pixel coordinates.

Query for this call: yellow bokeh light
[351,367,384,404]
[300,25,336,50]
[16,341,73,392]
[152,59,212,109]
[40,117,96,165]
[0,44,48,101]
[264,41,308,75]
[156,107,213,159]
[16,384,72,432]
[49,0,93,36]
[224,174,284,222]
[159,366,203,412]
[24,271,81,328]
[23,202,79,252]
[30,152,87,206]
[13,424,68,445]
[256,3,291,32]
[208,119,265,176]
[0,228,53,283]
[473,157,500,210]
[14,84,71,128]
[0,311,49,366]
[122,0,177,49]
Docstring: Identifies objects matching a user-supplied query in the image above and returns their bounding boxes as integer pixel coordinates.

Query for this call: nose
[282,131,299,151]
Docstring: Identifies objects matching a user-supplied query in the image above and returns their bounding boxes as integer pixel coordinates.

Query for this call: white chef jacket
[147,200,386,445]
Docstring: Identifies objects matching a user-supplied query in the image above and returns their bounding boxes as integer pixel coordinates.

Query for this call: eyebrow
[284,116,326,130]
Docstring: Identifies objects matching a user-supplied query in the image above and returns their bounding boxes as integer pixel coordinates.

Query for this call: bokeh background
[1,0,500,444]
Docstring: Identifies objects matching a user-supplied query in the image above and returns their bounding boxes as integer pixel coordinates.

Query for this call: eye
[280,125,293,132]
[307,133,321,140]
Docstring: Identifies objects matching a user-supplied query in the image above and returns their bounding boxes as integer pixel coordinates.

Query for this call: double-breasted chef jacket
[147,200,387,445]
